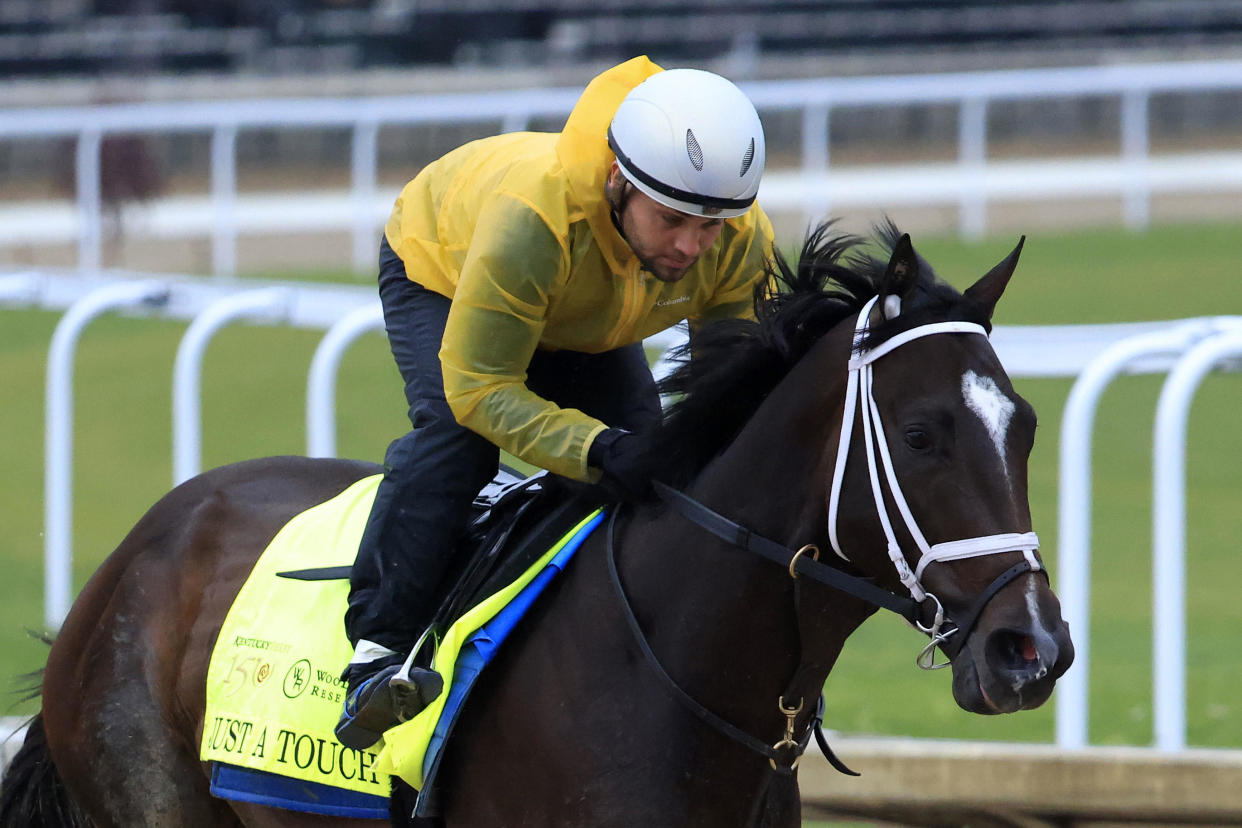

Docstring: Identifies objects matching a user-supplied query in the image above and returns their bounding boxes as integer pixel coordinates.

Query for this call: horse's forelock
[855,279,992,354]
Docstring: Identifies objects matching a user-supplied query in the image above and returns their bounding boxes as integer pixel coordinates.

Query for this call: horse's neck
[621,327,871,735]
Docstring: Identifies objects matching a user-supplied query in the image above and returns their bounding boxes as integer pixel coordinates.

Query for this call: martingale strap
[604,509,818,772]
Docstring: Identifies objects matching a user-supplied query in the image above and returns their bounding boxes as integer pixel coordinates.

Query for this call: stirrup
[334,665,444,750]
[390,667,444,722]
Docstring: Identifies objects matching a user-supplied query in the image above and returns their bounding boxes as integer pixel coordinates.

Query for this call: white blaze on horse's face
[961,370,1016,482]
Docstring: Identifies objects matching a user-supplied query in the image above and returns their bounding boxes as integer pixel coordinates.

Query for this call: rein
[653,480,1042,666]
[654,481,923,625]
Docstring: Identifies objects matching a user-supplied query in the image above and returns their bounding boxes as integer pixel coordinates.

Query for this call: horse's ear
[880,233,920,318]
[963,236,1025,319]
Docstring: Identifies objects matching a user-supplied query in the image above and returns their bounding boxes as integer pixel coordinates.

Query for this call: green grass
[3,221,1241,753]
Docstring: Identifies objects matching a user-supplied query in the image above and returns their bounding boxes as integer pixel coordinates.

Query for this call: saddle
[279,467,596,666]
[424,469,596,657]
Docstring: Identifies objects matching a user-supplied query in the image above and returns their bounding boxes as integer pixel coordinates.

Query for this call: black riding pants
[344,237,661,670]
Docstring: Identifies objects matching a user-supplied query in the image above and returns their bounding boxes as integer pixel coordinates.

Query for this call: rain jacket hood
[555,56,652,277]
[384,57,774,481]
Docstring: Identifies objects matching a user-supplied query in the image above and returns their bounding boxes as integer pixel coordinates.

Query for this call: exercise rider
[336,56,775,750]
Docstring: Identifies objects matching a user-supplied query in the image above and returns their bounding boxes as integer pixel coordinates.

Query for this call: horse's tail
[1,659,90,828]
[0,711,89,828]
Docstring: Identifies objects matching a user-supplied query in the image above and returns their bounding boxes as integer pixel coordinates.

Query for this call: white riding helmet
[608,69,765,219]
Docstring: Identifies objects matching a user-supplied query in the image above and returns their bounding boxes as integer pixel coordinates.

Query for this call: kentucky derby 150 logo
[220,653,276,697]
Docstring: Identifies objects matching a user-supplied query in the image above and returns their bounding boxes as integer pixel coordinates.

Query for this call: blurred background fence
[3,1,1242,276]
[3,59,1242,278]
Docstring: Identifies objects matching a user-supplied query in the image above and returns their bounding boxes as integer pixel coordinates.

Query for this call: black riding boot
[335,662,445,750]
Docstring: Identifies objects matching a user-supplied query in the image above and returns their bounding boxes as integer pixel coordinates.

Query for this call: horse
[1,220,1073,827]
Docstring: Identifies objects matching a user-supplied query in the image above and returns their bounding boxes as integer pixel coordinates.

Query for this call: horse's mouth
[952,660,1030,714]
[977,675,1047,715]
[978,680,1003,714]
[951,660,1002,714]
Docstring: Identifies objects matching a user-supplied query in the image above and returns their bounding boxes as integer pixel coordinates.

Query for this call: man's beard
[606,179,687,282]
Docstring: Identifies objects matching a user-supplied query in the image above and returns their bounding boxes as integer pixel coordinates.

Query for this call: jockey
[336,56,774,750]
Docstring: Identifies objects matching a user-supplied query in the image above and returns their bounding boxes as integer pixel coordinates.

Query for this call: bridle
[826,294,1043,664]
[608,295,1046,785]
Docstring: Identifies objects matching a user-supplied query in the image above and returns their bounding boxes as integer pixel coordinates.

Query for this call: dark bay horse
[2,222,1073,827]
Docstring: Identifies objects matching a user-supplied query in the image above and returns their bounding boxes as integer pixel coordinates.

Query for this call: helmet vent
[739,137,755,177]
[685,129,704,171]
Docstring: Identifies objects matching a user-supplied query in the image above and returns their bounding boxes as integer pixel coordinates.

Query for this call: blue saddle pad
[210,762,388,819]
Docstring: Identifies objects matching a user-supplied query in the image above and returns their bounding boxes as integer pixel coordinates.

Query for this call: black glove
[588,428,652,501]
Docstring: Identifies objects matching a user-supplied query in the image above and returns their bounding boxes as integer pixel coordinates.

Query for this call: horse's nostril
[987,629,1045,676]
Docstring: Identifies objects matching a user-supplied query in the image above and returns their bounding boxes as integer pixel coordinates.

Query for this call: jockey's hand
[589,428,652,501]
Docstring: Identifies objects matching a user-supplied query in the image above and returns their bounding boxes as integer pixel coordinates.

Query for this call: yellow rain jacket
[384,56,775,481]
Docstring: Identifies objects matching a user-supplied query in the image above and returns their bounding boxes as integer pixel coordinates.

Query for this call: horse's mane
[646,219,990,487]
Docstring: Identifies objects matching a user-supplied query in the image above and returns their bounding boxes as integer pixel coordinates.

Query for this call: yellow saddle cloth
[199,471,603,806]
[200,474,386,799]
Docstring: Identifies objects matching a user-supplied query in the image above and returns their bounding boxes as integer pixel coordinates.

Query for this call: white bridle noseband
[826,295,1041,647]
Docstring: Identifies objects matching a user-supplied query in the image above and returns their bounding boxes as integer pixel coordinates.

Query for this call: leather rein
[652,480,1041,666]
[605,297,1046,782]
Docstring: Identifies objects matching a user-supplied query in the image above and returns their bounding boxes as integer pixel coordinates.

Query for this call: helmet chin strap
[825,295,1042,610]
[606,179,631,243]
[606,177,667,278]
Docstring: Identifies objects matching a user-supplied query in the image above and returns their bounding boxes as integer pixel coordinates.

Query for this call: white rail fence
[3,269,1241,756]
[1,60,1241,273]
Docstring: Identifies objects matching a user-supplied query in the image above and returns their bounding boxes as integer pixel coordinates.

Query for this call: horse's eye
[904,428,931,451]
